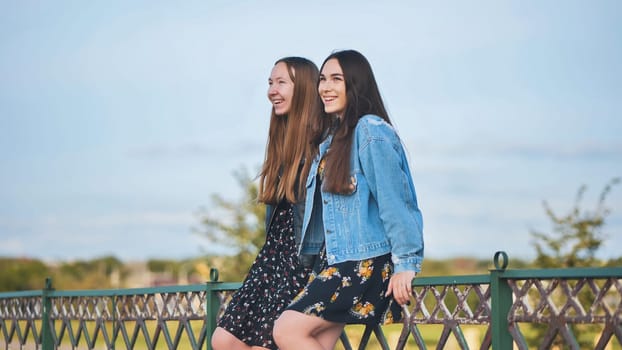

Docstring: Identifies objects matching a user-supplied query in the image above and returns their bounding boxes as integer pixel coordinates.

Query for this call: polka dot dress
[217,201,311,349]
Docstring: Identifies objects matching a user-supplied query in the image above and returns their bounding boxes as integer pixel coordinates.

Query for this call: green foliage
[96,256,124,275]
[53,255,125,289]
[0,256,129,291]
[147,259,179,274]
[530,177,620,268]
[0,257,50,291]
[194,168,266,281]
[527,177,620,348]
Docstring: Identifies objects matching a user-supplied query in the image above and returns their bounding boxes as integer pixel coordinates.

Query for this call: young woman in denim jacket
[211,57,329,350]
[274,50,424,350]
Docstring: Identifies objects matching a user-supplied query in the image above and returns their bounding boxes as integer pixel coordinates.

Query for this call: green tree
[531,177,620,268]
[53,255,125,289]
[147,259,179,274]
[528,177,619,347]
[0,258,50,291]
[195,168,266,281]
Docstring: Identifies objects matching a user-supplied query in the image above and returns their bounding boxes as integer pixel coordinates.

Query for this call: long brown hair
[258,57,328,204]
[321,50,391,194]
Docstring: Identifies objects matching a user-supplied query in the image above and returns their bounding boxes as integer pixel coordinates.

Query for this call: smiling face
[318,58,347,118]
[267,62,295,116]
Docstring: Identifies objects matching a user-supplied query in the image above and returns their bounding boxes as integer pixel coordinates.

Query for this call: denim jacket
[298,114,424,273]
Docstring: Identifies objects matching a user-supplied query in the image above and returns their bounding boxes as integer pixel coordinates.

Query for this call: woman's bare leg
[315,324,345,350]
[211,327,270,350]
[273,310,344,350]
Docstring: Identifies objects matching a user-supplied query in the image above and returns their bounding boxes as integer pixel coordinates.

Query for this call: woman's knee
[273,311,297,345]
[211,327,238,350]
[272,315,287,344]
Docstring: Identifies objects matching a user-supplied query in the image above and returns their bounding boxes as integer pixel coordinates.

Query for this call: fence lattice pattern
[1,259,621,349]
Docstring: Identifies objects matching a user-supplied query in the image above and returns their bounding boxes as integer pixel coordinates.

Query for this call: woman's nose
[318,82,328,92]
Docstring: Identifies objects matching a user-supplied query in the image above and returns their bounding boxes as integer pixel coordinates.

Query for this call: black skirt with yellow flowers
[286,245,403,325]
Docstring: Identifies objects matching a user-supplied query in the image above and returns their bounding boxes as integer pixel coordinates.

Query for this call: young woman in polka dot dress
[211,56,329,350]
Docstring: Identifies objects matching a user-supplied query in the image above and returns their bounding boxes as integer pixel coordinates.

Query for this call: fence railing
[1,252,621,349]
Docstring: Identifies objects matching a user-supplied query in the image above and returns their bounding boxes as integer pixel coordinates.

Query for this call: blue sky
[1,1,621,263]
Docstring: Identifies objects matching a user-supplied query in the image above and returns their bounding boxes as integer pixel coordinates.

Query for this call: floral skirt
[217,202,311,350]
[286,246,403,325]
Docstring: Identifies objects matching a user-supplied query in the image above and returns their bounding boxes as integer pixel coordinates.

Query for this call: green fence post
[41,277,54,350]
[490,251,512,349]
[111,294,117,350]
[205,269,221,350]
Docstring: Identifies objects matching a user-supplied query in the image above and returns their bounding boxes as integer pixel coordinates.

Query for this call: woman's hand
[385,270,417,305]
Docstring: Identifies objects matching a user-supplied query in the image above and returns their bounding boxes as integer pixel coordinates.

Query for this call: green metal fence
[1,252,621,349]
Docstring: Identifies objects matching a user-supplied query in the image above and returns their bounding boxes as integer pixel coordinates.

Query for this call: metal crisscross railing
[402,276,493,348]
[390,252,622,349]
[1,293,43,346]
[0,280,241,350]
[49,291,207,348]
[1,252,621,349]
[504,272,622,349]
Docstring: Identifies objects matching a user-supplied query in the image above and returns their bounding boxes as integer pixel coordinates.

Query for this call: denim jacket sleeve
[356,116,424,273]
[265,204,274,232]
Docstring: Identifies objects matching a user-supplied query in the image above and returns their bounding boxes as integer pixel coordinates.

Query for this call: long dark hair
[258,57,329,204]
[321,50,391,194]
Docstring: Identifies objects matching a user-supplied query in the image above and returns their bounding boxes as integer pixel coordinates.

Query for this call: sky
[1,1,621,264]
